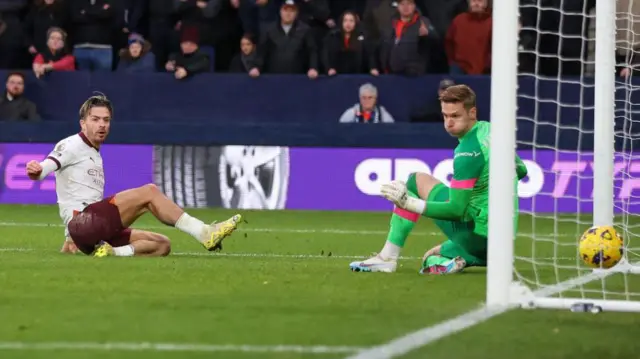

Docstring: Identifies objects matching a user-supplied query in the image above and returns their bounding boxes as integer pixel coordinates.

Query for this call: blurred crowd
[2,0,640,122]
[0,0,599,79]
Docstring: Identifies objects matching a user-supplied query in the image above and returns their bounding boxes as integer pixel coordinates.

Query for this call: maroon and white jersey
[46,133,105,235]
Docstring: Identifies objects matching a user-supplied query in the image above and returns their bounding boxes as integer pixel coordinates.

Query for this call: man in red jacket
[445,0,492,75]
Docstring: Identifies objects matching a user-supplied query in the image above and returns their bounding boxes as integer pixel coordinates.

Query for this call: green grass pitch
[1,204,640,359]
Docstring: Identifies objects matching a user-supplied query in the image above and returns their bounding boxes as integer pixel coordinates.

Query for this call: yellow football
[579,226,624,269]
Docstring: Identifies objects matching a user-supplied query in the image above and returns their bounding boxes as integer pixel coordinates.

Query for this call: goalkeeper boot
[202,214,242,252]
[419,256,466,275]
[93,242,114,258]
[350,254,397,273]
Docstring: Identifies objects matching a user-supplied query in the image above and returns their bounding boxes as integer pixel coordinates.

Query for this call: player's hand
[26,160,43,180]
[380,180,408,207]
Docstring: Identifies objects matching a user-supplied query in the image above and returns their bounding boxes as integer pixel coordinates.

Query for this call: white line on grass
[0,342,366,354]
[0,221,574,238]
[0,248,580,261]
[344,267,622,359]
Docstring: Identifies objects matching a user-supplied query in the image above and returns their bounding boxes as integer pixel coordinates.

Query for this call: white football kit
[40,133,105,237]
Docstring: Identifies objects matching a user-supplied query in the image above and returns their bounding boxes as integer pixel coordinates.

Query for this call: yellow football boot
[93,242,114,257]
[202,214,242,252]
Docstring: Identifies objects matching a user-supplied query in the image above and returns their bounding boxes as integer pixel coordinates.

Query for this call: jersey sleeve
[424,148,485,221]
[46,139,77,170]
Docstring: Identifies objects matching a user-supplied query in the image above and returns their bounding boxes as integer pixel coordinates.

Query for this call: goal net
[487,0,640,312]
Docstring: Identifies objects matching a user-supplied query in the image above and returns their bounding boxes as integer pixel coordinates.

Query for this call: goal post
[487,0,640,312]
[486,0,518,308]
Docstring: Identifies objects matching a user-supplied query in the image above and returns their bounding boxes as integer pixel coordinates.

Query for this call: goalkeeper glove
[380,180,426,214]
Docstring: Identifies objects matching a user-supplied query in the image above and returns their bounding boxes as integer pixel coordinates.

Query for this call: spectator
[236,0,282,37]
[117,33,156,73]
[166,26,210,80]
[410,78,454,122]
[339,83,395,123]
[229,33,260,75]
[23,0,69,57]
[148,0,177,71]
[445,0,492,75]
[362,0,397,46]
[175,0,222,47]
[255,0,318,79]
[120,0,146,34]
[0,72,40,121]
[616,0,640,78]
[0,1,29,69]
[33,27,76,78]
[380,0,437,76]
[323,10,379,76]
[296,0,334,54]
[420,0,467,73]
[69,0,116,71]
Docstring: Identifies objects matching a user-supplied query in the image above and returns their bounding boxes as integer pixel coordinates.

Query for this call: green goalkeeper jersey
[424,121,528,237]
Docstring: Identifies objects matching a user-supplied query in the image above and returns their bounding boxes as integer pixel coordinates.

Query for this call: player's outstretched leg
[113,183,242,251]
[94,229,171,257]
[350,173,441,273]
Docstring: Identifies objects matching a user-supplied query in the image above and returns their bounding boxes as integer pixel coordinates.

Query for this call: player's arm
[382,151,483,221]
[26,140,76,180]
[26,159,58,180]
[423,153,483,221]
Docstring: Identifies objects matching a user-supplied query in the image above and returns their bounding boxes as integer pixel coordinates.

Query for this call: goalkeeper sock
[379,173,420,261]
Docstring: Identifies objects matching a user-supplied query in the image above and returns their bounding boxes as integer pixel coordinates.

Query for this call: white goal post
[487,0,640,312]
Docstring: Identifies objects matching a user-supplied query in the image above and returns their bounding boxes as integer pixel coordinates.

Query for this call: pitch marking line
[0,248,581,262]
[345,265,623,359]
[0,221,575,238]
[0,342,366,354]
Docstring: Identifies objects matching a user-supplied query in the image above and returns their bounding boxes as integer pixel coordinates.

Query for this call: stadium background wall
[1,71,640,151]
[1,143,638,213]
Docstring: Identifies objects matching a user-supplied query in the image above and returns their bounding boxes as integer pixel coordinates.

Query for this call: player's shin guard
[380,173,420,260]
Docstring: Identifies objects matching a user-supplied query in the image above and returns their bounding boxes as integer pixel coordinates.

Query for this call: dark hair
[47,26,67,41]
[79,93,113,120]
[241,33,257,45]
[439,84,476,110]
[6,72,25,83]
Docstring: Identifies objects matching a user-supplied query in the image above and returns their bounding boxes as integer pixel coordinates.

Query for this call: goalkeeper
[350,84,528,274]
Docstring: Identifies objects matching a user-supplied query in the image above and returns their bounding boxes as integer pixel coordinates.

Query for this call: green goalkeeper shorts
[427,183,487,267]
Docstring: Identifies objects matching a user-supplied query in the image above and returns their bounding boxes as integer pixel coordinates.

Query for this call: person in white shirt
[25,95,243,257]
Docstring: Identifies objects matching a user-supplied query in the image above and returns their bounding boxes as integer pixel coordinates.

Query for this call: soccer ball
[578,226,624,269]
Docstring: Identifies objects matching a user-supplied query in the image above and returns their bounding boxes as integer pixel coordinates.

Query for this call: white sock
[175,212,207,242]
[112,244,135,257]
[379,241,401,261]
